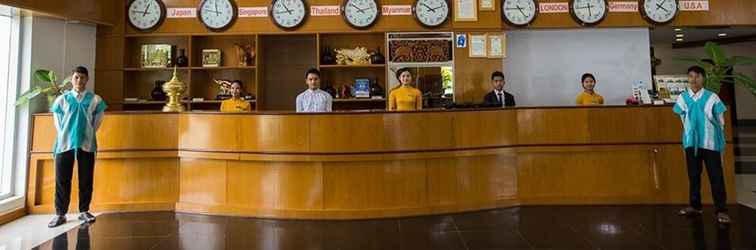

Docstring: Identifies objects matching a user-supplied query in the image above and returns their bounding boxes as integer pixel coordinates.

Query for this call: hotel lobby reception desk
[26,106,736,219]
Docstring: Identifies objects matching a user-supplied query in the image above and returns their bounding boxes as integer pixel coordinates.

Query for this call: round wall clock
[127,0,167,32]
[569,0,608,26]
[640,0,679,24]
[271,0,308,30]
[412,0,450,28]
[198,0,239,32]
[502,0,538,27]
[343,0,380,29]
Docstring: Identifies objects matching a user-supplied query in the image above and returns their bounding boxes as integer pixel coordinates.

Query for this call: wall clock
[127,0,167,32]
[198,0,239,32]
[502,0,538,27]
[640,0,679,24]
[343,0,380,29]
[569,0,608,26]
[413,0,450,28]
[271,0,308,30]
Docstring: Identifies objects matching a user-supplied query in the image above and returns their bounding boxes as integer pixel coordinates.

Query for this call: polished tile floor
[29,205,756,250]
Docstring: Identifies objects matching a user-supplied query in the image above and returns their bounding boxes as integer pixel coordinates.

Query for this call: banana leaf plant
[15,69,71,108]
[676,42,756,97]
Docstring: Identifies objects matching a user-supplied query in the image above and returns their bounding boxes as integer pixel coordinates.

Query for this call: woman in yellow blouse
[388,68,422,111]
[575,73,604,105]
[220,81,252,112]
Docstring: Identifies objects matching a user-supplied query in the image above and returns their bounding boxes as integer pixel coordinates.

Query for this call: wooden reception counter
[26,106,736,219]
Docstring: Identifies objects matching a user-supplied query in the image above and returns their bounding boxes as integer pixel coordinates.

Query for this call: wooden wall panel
[517,146,658,204]
[179,114,240,151]
[98,114,179,150]
[308,114,386,153]
[0,0,115,25]
[179,158,227,205]
[517,108,591,145]
[452,109,517,148]
[226,161,324,209]
[238,115,311,152]
[383,112,454,151]
[453,34,504,104]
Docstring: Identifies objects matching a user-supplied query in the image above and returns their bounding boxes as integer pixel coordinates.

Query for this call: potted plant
[676,42,756,96]
[15,69,71,108]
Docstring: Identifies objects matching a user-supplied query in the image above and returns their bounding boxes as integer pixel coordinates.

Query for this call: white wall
[505,28,653,106]
[654,42,756,120]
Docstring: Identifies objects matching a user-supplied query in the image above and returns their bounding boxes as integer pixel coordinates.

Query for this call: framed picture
[455,33,467,48]
[354,78,371,98]
[469,34,487,58]
[479,0,494,11]
[141,44,172,68]
[454,0,478,21]
[487,33,506,58]
[202,49,222,67]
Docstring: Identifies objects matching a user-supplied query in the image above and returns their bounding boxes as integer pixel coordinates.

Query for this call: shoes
[716,212,731,224]
[677,207,703,216]
[48,215,67,228]
[79,212,96,223]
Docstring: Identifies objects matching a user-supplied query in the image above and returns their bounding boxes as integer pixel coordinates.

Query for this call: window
[0,4,20,199]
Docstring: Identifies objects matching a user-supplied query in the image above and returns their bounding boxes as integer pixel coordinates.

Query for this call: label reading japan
[382,5,412,16]
[240,7,268,17]
[167,8,196,18]
[311,6,341,16]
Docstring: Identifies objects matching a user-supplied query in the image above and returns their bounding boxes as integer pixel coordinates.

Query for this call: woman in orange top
[220,81,252,112]
[388,68,423,111]
[575,73,604,105]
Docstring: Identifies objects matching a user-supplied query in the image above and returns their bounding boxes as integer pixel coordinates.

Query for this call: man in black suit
[483,71,515,107]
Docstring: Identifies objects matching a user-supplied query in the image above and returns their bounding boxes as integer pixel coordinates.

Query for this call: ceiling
[651,26,756,46]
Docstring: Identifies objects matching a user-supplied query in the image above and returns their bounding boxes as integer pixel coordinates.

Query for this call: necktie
[497,93,504,107]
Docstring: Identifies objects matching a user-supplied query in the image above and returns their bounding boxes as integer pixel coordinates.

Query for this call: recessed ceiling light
[674,28,682,32]
[675,34,684,38]
[676,38,684,42]
[718,33,728,37]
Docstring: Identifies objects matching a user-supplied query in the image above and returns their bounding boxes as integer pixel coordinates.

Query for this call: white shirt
[296,89,332,112]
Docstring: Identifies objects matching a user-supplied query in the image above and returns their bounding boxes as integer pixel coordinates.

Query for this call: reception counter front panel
[27,106,736,219]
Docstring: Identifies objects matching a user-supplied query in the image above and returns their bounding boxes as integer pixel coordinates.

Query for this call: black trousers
[54,149,95,215]
[684,147,727,213]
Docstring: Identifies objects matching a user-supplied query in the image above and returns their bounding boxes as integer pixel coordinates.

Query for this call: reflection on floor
[27,205,756,250]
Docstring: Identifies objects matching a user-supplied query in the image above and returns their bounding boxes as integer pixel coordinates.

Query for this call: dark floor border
[737,119,756,127]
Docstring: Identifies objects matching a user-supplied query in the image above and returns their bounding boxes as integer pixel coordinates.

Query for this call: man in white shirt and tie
[483,71,516,107]
[296,68,332,112]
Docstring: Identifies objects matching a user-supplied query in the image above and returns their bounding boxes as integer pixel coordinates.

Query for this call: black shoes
[48,215,66,228]
[79,212,96,223]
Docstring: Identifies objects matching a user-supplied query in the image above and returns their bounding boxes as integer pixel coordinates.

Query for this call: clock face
[641,0,678,24]
[502,0,538,26]
[343,0,380,29]
[127,0,166,31]
[198,0,238,32]
[569,0,607,25]
[413,0,450,28]
[271,0,308,30]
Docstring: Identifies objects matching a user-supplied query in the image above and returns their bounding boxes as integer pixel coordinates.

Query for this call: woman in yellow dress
[388,68,423,111]
[220,81,251,112]
[575,73,604,105]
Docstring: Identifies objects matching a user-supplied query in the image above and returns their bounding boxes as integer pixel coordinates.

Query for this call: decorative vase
[321,83,337,98]
[175,49,188,67]
[321,46,335,65]
[369,79,384,97]
[370,47,385,64]
[151,80,167,101]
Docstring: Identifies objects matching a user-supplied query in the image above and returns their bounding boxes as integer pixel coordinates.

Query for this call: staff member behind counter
[296,68,332,113]
[575,73,604,105]
[220,80,251,112]
[482,71,515,107]
[388,67,423,111]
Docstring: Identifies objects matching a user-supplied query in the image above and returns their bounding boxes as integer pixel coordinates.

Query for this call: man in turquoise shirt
[674,66,730,224]
[48,66,107,228]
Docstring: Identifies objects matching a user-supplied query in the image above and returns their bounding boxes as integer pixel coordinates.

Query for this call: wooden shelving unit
[121,32,389,111]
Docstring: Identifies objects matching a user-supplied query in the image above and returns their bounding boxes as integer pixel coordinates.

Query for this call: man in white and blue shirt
[673,66,730,224]
[296,68,332,112]
[48,66,107,228]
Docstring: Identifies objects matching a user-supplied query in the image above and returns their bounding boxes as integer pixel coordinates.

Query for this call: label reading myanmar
[167,8,196,18]
[311,6,341,16]
[239,7,268,17]
[382,5,412,16]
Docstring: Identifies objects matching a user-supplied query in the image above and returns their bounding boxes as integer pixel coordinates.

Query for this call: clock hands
[421,3,437,12]
[655,0,671,14]
[505,6,529,18]
[349,3,366,14]
[576,4,595,17]
[214,0,219,16]
[143,3,151,17]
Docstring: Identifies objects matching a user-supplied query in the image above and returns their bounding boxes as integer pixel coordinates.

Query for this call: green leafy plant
[676,42,756,97]
[15,69,71,107]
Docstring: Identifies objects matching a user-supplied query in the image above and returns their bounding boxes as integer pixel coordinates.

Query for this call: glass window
[0,4,19,199]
